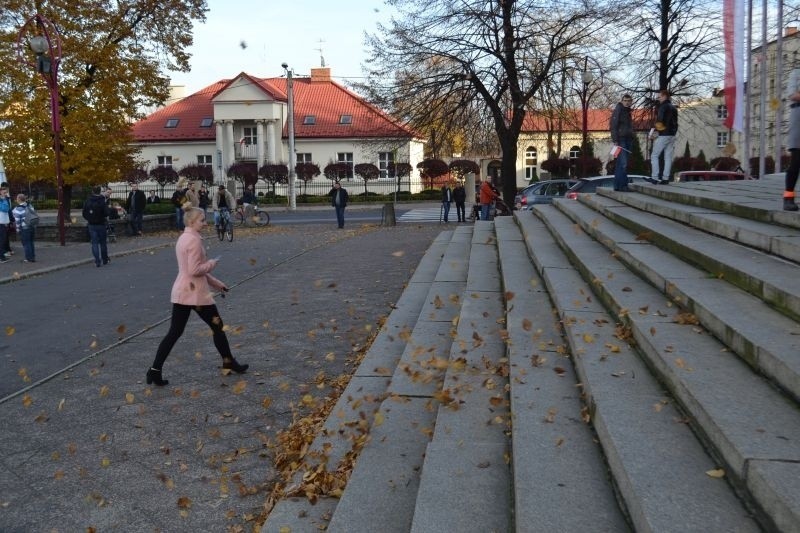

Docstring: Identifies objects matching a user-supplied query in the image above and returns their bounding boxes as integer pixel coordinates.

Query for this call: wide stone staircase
[263,178,800,533]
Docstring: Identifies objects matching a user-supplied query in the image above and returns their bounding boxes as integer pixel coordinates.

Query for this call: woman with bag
[146,205,248,386]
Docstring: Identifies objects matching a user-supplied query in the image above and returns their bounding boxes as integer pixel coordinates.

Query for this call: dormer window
[303,115,316,125]
[200,117,213,127]
[339,114,353,125]
[165,118,179,128]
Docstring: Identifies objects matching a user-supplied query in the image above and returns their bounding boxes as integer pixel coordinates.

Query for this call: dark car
[514,179,578,210]
[565,175,651,200]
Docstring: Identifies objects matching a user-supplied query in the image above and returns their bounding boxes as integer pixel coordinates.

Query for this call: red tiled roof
[521,108,652,133]
[131,73,417,142]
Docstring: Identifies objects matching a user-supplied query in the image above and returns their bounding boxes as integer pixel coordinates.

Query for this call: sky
[168,0,394,94]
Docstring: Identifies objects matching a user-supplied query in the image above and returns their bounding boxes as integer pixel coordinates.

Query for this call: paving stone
[262,496,337,533]
[747,460,800,533]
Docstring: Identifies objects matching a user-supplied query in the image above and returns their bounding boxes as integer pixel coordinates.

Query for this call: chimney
[310,67,331,83]
[786,26,798,37]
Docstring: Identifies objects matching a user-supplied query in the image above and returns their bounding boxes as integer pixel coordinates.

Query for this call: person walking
[453,182,467,222]
[0,183,11,259]
[441,182,453,223]
[125,183,147,236]
[171,179,189,230]
[185,181,199,208]
[784,67,800,211]
[83,186,111,267]
[328,181,349,229]
[11,194,36,263]
[146,205,248,386]
[650,89,678,184]
[610,94,635,192]
[198,185,210,217]
[479,179,498,221]
[0,185,12,263]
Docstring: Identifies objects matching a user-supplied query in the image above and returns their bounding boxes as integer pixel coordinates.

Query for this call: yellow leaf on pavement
[705,468,725,478]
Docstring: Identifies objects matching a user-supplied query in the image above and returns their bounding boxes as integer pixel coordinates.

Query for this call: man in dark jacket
[125,183,147,235]
[650,89,678,184]
[610,94,634,191]
[453,182,467,222]
[441,183,453,222]
[328,181,349,228]
[83,186,111,267]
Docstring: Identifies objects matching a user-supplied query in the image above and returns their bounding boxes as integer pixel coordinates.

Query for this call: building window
[303,115,316,125]
[337,152,354,179]
[717,132,729,148]
[165,118,179,128]
[717,105,728,119]
[241,126,257,145]
[339,114,353,125]
[378,152,395,179]
[524,146,538,180]
[157,155,173,168]
[198,155,212,166]
[569,146,581,159]
[200,117,213,128]
[296,153,312,163]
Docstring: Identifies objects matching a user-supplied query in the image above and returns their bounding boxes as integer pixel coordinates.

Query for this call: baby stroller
[106,203,126,243]
[469,197,511,221]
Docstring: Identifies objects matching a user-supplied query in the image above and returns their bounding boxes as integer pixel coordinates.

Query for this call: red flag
[723,0,744,131]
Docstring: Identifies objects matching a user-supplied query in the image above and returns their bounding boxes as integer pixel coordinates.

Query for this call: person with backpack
[83,186,111,267]
[11,194,37,263]
[650,89,678,184]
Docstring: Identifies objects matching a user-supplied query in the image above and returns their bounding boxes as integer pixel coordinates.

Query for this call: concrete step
[599,188,800,264]
[494,217,630,532]
[554,197,800,404]
[630,177,800,230]
[326,225,476,532]
[575,192,800,323]
[516,210,762,533]
[262,231,453,533]
[411,222,511,532]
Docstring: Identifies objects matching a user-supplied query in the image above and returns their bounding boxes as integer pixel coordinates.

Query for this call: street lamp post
[17,14,66,245]
[282,63,297,211]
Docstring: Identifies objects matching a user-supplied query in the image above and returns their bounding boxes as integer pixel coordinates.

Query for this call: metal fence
[105,177,434,201]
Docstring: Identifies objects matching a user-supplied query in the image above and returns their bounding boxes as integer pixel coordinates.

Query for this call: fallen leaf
[231,380,247,395]
[5,326,15,336]
[705,468,725,478]
[99,385,110,398]
[125,392,135,404]
[116,324,126,335]
[177,496,192,509]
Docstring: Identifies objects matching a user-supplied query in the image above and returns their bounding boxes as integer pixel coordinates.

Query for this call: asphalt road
[0,221,423,400]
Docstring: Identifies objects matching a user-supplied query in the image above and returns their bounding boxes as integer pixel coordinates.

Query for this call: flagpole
[758,0,768,179]
[775,0,784,173]
[744,0,753,177]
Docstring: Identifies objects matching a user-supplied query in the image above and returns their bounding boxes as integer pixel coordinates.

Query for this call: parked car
[565,175,651,200]
[514,179,578,209]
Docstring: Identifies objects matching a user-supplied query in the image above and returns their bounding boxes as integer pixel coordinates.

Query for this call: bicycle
[216,208,234,242]
[234,204,270,227]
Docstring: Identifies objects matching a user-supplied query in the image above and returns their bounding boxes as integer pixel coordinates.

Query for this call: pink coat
[170,228,225,305]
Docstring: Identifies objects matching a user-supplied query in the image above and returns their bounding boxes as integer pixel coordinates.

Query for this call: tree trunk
[499,134,519,208]
[64,184,73,220]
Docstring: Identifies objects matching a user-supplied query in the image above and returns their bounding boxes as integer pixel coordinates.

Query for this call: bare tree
[620,0,722,100]
[360,0,627,204]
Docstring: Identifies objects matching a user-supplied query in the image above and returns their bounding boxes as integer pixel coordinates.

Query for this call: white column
[256,120,265,169]
[266,120,276,163]
[215,121,224,183]
[224,120,234,176]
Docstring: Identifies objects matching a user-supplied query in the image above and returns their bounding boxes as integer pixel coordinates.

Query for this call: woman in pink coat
[146,206,248,386]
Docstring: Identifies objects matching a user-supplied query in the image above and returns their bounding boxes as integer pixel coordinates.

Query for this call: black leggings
[151,303,232,370]
[787,148,800,193]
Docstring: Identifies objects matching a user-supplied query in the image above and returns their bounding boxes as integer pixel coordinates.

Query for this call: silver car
[514,179,578,210]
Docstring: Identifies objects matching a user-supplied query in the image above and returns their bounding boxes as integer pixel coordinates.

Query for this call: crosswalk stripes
[398,207,443,223]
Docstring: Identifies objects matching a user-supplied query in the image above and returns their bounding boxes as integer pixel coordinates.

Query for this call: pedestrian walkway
[263,174,800,533]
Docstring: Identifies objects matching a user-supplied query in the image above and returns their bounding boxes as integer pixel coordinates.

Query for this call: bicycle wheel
[235,210,245,227]
[225,219,233,242]
[256,210,270,226]
[217,218,224,241]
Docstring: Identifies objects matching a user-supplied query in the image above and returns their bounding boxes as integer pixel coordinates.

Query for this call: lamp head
[581,70,594,85]
[281,62,288,70]
[29,35,49,55]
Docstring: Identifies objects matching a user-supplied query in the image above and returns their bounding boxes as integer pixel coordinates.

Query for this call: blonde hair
[183,205,205,225]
